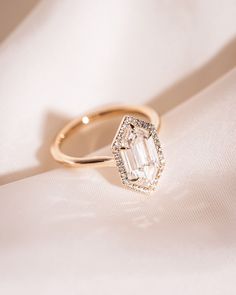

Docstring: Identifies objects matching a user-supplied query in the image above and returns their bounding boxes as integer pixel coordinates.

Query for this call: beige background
[0,0,236,294]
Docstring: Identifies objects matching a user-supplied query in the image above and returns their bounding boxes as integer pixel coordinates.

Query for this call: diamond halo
[111,116,165,194]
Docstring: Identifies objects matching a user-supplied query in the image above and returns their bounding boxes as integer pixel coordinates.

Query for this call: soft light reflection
[82,116,90,124]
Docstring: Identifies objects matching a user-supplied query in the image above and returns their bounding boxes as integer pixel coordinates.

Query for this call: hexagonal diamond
[111,116,165,193]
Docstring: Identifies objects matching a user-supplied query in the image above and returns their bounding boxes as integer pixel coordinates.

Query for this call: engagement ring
[51,105,165,193]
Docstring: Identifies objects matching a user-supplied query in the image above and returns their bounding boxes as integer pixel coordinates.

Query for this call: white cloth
[0,1,236,294]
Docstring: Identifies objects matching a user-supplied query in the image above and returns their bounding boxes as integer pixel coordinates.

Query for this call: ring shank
[51,105,160,168]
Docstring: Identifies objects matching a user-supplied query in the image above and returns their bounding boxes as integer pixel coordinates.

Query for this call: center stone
[119,124,159,186]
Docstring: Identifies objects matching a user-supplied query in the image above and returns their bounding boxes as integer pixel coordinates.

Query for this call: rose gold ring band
[50,105,160,168]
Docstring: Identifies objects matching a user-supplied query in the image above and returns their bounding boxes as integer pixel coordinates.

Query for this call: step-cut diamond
[111,116,165,193]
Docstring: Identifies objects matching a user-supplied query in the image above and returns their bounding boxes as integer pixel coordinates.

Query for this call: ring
[51,105,165,193]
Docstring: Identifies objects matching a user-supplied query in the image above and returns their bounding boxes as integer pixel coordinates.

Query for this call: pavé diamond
[111,116,165,193]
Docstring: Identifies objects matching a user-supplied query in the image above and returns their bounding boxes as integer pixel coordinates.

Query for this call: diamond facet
[111,116,165,193]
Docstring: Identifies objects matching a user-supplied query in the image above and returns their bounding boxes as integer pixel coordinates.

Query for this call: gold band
[51,105,160,168]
